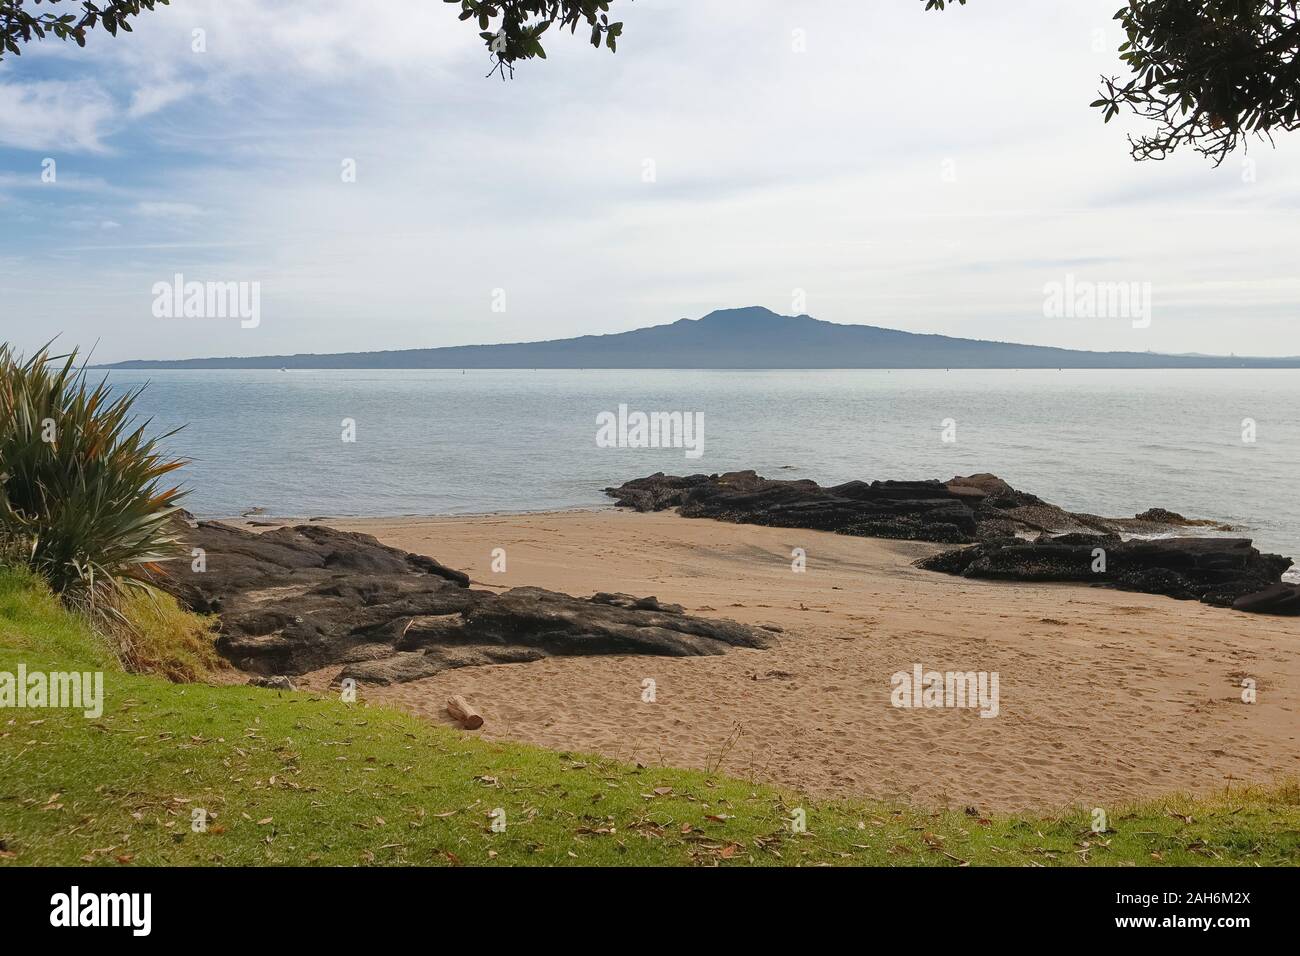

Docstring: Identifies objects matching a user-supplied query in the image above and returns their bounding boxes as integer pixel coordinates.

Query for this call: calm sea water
[105,369,1300,567]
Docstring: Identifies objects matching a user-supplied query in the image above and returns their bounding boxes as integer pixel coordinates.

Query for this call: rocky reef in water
[159,522,771,684]
[604,471,1231,543]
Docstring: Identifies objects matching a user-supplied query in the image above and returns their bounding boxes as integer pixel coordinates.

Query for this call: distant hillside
[101,306,1300,369]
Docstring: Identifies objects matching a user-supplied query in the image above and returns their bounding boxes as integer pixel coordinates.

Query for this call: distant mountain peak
[698,305,782,321]
[696,305,809,328]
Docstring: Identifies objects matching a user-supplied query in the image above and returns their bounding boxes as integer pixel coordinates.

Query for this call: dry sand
[273,508,1297,812]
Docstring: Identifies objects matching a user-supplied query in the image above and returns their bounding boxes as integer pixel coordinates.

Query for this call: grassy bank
[1,567,1297,867]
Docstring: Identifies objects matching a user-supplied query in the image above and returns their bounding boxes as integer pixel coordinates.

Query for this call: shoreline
[231,508,1300,812]
[216,503,1300,578]
[216,503,618,525]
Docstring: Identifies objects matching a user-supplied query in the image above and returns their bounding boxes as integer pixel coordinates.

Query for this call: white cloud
[127,80,194,118]
[0,81,116,152]
[61,0,479,79]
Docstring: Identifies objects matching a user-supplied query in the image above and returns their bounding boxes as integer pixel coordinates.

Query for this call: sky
[1,0,1298,363]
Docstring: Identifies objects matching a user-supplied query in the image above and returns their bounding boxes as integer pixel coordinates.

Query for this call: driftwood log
[447,695,484,729]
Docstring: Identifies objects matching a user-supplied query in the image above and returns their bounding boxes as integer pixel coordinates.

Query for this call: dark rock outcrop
[159,522,768,683]
[604,470,1223,544]
[1232,582,1300,616]
[607,471,992,543]
[916,533,1295,611]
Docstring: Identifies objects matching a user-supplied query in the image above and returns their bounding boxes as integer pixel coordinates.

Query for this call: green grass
[0,566,117,670]
[1,566,1297,866]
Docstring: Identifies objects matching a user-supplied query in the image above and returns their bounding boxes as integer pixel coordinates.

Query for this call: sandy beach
[267,508,1300,812]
